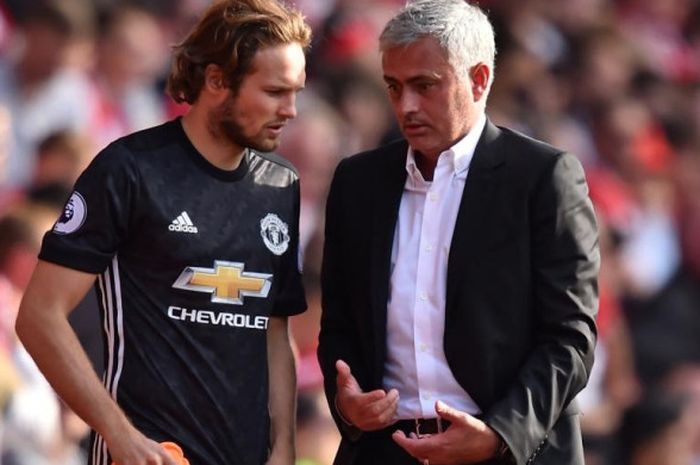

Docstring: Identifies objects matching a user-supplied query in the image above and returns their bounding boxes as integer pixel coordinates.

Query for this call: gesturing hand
[392,401,501,465]
[335,359,399,431]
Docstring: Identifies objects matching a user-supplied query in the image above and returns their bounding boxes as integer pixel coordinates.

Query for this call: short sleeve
[39,142,138,274]
[270,179,307,317]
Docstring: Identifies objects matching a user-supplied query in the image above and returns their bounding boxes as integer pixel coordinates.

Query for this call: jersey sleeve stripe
[110,255,126,400]
[92,257,126,465]
[98,270,116,393]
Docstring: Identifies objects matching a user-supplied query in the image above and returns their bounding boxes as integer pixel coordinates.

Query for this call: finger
[392,430,429,458]
[373,392,400,425]
[335,360,360,391]
[364,388,399,415]
[159,446,179,465]
[392,430,417,454]
[338,390,389,430]
[349,391,392,428]
[387,388,400,402]
[391,430,432,463]
[435,400,469,425]
[146,454,163,465]
[370,388,399,409]
[357,389,388,403]
[159,452,178,465]
[392,433,441,459]
[343,390,385,425]
[336,359,351,377]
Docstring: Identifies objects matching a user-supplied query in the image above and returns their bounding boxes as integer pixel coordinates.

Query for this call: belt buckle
[414,418,423,438]
[413,418,444,438]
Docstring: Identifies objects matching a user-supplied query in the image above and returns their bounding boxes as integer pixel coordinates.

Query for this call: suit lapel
[369,141,408,385]
[446,121,504,313]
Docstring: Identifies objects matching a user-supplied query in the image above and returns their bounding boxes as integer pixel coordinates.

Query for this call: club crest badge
[260,213,290,256]
[53,191,87,235]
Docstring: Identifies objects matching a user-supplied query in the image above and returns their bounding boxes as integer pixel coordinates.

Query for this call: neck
[181,108,246,171]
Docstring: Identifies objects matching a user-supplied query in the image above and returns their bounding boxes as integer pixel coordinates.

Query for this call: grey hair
[379,0,496,85]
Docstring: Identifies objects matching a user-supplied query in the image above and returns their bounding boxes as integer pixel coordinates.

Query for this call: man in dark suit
[317,1,600,464]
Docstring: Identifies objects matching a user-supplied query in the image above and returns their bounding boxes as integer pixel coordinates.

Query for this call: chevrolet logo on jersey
[173,261,272,305]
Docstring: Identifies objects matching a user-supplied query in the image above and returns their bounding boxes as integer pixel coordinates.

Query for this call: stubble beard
[209,95,280,153]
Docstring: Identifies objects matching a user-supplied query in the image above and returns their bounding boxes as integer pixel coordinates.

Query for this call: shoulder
[112,119,181,155]
[336,138,408,176]
[79,121,180,187]
[490,124,580,181]
[248,150,300,188]
[492,126,588,200]
[89,120,179,169]
[496,125,563,161]
[250,150,299,177]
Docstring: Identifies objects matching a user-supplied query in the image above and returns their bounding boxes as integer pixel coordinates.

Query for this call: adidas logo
[169,211,199,234]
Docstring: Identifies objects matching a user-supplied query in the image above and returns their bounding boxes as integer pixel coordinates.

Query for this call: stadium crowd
[0,0,699,464]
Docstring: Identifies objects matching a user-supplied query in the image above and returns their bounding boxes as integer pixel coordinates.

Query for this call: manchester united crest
[260,213,290,255]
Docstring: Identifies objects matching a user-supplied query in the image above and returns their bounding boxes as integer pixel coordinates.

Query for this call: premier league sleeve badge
[53,191,87,235]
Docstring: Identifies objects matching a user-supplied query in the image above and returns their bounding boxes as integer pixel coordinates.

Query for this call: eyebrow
[265,84,305,90]
[383,72,442,83]
[263,80,306,91]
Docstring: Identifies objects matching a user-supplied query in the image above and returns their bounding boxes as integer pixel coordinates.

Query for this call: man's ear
[470,63,491,102]
[203,63,227,93]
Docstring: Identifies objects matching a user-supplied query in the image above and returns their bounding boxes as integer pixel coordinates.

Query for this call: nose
[397,89,419,116]
[278,93,297,120]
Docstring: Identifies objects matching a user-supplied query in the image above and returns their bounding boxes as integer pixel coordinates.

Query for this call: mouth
[402,123,430,136]
[265,122,286,136]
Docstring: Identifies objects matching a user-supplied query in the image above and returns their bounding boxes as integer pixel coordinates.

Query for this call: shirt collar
[405,113,487,183]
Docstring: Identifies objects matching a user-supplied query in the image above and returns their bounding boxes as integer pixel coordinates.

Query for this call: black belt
[393,418,451,437]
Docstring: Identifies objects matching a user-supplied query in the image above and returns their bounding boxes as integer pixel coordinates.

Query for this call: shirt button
[428,193,437,201]
[419,293,428,301]
[426,245,433,252]
[419,344,428,352]
[422,393,430,400]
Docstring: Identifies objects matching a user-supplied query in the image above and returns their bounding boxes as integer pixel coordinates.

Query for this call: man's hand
[335,359,399,431]
[106,424,179,465]
[392,401,501,465]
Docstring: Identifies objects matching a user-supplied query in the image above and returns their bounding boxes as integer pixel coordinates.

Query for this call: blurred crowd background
[0,0,699,464]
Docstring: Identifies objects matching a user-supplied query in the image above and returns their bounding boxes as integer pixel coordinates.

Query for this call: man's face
[382,37,482,159]
[210,42,306,153]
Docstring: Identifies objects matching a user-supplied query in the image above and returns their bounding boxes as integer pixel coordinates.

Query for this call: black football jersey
[39,119,307,465]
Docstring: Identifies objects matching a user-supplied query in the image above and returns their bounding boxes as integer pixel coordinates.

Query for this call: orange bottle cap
[110,440,189,465]
[161,441,189,465]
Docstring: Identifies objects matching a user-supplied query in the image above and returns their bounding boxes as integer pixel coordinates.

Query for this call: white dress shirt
[383,114,487,419]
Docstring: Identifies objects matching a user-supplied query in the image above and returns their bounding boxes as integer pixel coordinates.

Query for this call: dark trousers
[354,429,502,465]
[358,431,421,465]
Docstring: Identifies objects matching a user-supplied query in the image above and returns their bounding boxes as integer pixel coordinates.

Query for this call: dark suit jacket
[317,120,600,465]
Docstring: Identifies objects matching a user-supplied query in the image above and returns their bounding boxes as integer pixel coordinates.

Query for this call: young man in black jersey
[15,1,311,465]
